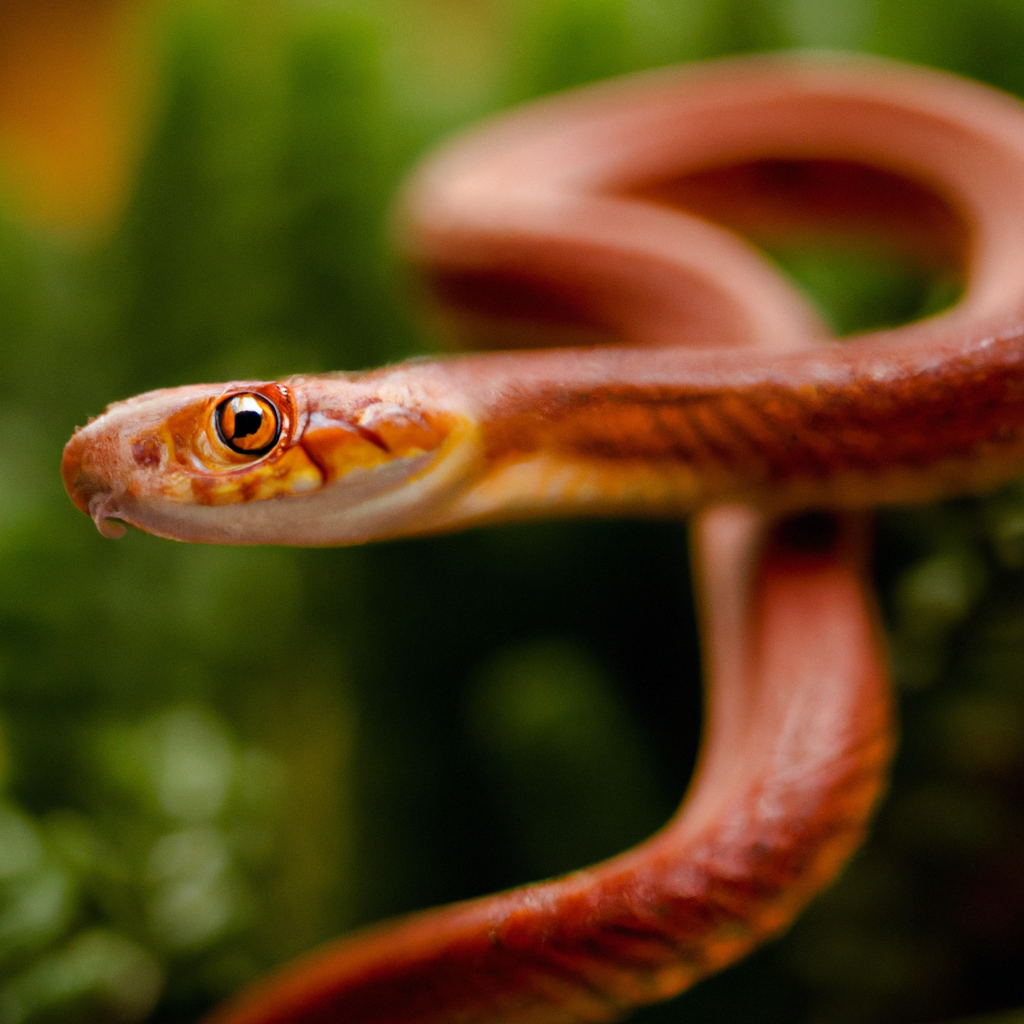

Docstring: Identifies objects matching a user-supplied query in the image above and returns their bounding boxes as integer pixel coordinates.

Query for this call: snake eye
[215,393,281,456]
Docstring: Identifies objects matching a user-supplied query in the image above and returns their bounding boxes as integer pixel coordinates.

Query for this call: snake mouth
[87,493,128,539]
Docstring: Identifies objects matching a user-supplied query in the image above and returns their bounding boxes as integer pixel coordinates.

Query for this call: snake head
[61,374,477,545]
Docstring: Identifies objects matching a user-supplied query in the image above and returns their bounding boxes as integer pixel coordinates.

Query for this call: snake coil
[62,54,1024,1024]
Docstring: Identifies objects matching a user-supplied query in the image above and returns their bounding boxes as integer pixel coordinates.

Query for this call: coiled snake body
[62,54,1024,1024]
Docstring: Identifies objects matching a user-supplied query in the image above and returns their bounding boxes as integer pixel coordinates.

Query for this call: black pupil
[233,409,263,439]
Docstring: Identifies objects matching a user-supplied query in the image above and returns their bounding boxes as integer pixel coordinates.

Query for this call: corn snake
[61,53,1024,1024]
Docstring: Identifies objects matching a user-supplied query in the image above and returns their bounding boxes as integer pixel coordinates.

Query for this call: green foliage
[1,0,1024,1021]
[466,639,669,876]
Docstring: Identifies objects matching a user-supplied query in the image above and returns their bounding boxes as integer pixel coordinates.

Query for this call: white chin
[123,448,479,546]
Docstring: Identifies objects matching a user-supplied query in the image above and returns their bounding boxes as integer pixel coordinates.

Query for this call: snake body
[61,55,1024,1024]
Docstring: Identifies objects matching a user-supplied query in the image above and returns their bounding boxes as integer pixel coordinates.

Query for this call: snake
[60,53,1024,1024]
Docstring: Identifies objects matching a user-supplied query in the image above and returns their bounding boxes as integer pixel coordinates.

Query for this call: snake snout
[61,429,101,511]
[61,429,127,538]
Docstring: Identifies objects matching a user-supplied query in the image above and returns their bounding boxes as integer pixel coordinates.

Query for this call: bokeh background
[2,1,1024,1022]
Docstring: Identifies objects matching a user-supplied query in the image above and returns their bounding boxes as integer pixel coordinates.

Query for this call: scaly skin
[59,330,1024,545]
[60,54,1024,1023]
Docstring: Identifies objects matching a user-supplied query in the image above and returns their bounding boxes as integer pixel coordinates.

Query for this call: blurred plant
[0,703,286,1022]
[0,0,163,231]
[466,639,670,877]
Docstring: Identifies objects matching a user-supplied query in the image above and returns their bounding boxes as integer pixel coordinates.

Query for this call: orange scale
[301,426,394,484]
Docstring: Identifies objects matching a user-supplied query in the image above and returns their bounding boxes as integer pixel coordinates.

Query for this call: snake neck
[385,322,1024,531]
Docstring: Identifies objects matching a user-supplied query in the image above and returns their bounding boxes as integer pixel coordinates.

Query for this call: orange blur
[0,0,158,229]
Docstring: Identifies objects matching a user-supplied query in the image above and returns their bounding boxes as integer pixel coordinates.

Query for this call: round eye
[215,393,281,456]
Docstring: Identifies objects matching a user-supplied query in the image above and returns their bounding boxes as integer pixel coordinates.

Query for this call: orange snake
[60,54,1024,1024]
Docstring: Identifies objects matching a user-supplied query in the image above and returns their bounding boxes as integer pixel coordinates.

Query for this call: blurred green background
[2,0,1024,1022]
